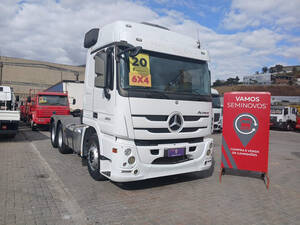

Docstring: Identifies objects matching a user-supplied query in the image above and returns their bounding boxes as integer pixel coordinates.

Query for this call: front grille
[270,116,277,122]
[134,127,206,133]
[152,155,190,164]
[133,114,209,135]
[134,137,204,146]
[132,114,208,122]
[214,113,220,122]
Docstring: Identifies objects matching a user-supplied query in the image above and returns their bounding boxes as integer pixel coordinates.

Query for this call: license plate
[166,148,185,157]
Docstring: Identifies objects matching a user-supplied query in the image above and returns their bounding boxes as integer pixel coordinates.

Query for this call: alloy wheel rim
[88,144,99,171]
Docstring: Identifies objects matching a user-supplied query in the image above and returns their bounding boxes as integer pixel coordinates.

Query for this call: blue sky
[0,0,299,81]
[145,0,232,33]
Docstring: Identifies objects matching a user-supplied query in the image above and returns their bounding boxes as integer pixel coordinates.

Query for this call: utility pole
[74,72,79,81]
[0,61,3,85]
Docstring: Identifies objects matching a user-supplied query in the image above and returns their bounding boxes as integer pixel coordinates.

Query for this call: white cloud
[0,0,299,82]
[223,0,300,31]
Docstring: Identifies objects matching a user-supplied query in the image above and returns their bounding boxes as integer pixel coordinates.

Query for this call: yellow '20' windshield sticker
[129,53,152,87]
[39,97,47,103]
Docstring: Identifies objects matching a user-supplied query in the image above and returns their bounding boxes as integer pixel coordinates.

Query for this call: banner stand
[219,91,271,190]
[219,168,270,189]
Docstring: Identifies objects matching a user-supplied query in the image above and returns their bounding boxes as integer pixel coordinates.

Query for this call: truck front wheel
[87,134,106,181]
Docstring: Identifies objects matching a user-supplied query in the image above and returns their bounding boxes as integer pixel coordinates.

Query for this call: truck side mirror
[84,28,99,48]
[72,99,76,105]
[16,96,19,101]
[27,96,31,103]
[94,51,107,88]
[284,108,288,115]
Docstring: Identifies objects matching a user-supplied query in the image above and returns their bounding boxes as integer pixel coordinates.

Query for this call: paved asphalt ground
[0,124,299,225]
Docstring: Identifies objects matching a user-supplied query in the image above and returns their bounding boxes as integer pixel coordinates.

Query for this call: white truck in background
[211,88,222,132]
[270,106,297,130]
[45,80,84,115]
[0,86,20,138]
[50,21,213,182]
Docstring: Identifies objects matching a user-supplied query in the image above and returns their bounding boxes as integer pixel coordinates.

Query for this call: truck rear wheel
[50,122,58,148]
[87,134,106,181]
[57,124,72,154]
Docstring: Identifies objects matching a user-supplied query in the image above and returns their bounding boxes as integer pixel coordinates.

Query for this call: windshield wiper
[145,91,169,99]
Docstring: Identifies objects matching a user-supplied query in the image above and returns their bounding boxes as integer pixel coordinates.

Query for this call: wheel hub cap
[88,145,99,171]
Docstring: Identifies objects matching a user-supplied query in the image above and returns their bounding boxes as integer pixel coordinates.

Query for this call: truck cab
[211,88,222,132]
[51,21,213,182]
[28,92,70,130]
[270,106,297,130]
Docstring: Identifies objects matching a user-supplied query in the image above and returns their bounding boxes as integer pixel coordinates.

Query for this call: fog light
[124,148,131,156]
[133,169,139,175]
[206,149,211,156]
[128,156,135,165]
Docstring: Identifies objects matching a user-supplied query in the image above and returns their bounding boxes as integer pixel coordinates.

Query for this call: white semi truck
[50,21,213,182]
[45,80,84,113]
[211,88,222,132]
[270,106,297,130]
[0,86,20,138]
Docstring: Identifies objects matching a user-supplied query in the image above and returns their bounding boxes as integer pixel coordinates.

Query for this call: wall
[0,56,85,100]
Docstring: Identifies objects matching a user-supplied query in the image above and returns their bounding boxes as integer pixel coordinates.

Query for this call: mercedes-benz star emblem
[168,113,184,132]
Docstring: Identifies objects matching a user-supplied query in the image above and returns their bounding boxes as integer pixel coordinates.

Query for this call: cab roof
[89,21,209,61]
[37,92,68,96]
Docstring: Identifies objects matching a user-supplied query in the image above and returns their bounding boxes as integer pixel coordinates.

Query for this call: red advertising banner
[220,92,271,188]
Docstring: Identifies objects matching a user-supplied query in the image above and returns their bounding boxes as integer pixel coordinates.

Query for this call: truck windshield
[38,95,68,106]
[118,49,210,100]
[271,108,283,114]
[212,94,221,108]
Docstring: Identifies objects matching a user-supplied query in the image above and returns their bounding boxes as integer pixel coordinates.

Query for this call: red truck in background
[296,115,300,130]
[24,91,70,130]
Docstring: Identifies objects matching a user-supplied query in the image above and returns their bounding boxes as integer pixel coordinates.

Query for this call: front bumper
[0,121,19,134]
[33,117,51,125]
[102,137,214,182]
[270,121,287,129]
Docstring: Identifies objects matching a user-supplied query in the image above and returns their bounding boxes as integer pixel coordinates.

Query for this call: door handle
[93,112,98,119]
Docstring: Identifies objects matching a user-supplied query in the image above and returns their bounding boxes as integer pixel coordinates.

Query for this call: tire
[30,119,37,131]
[57,124,72,154]
[50,122,58,148]
[86,134,106,181]
[286,123,292,131]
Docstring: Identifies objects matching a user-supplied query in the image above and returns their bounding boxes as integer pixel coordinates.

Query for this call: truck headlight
[207,149,211,156]
[128,156,135,165]
[124,148,131,156]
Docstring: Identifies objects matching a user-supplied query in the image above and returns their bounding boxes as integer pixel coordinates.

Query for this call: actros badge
[233,113,259,147]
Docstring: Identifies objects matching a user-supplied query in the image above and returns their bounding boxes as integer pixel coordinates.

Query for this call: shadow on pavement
[115,160,215,190]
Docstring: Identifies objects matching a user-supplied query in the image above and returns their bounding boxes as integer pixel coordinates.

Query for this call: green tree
[275,64,283,72]
[212,79,224,87]
[262,66,268,73]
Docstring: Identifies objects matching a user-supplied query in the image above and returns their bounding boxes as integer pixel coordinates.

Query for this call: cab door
[92,47,115,133]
